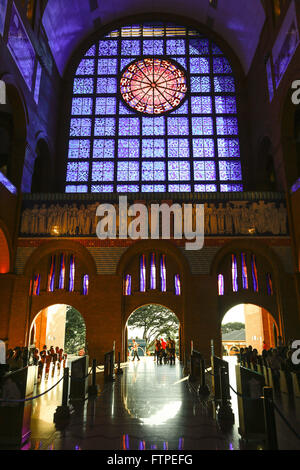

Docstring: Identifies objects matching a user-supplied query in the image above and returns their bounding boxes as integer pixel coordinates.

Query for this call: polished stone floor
[24,357,300,451]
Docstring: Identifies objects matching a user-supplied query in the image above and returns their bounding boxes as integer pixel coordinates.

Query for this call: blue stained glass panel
[192,117,213,135]
[168,139,190,158]
[98,58,118,75]
[99,40,118,56]
[93,139,115,158]
[191,96,212,114]
[91,185,114,192]
[66,185,88,193]
[172,57,187,68]
[169,184,191,192]
[94,118,116,136]
[142,117,165,136]
[85,45,96,57]
[142,161,165,181]
[219,161,242,181]
[194,161,216,180]
[214,76,235,92]
[121,40,140,56]
[67,162,89,182]
[97,77,117,94]
[220,184,243,192]
[73,78,94,94]
[71,97,93,115]
[170,100,188,114]
[213,57,232,74]
[216,117,238,135]
[191,76,211,93]
[190,57,210,74]
[119,101,135,114]
[120,57,135,70]
[168,161,190,181]
[119,118,140,136]
[117,161,139,181]
[212,43,224,55]
[193,139,215,158]
[70,118,92,137]
[117,185,139,192]
[92,161,114,181]
[168,117,189,136]
[76,59,95,75]
[217,139,240,158]
[189,38,210,55]
[142,185,165,192]
[95,97,116,115]
[118,139,140,158]
[215,96,237,114]
[142,139,165,158]
[166,39,185,55]
[194,184,217,192]
[143,40,164,55]
[68,139,90,159]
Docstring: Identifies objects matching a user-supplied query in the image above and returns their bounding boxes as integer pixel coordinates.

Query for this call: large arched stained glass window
[66,23,243,194]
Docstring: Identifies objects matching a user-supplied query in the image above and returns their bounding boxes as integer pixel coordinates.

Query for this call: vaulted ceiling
[42,0,266,76]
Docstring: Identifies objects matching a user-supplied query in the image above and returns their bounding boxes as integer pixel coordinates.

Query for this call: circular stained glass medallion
[120,58,187,115]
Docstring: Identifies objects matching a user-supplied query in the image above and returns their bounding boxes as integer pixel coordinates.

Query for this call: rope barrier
[272,401,300,440]
[0,375,64,403]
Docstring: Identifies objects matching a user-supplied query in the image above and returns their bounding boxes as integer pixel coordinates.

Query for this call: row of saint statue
[20,201,288,236]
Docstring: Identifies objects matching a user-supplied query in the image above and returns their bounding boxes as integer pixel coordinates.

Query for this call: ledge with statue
[19,192,289,238]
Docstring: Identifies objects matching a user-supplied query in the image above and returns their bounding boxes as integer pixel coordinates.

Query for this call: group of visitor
[238,338,300,393]
[154,337,176,365]
[33,345,67,380]
[6,346,29,371]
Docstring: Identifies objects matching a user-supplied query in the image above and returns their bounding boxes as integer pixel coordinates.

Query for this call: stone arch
[23,239,97,277]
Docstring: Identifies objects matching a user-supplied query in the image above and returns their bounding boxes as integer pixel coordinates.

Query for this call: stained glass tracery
[66,23,243,193]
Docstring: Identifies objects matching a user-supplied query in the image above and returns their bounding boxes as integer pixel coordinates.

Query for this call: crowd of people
[5,345,67,380]
[154,337,176,365]
[238,338,300,393]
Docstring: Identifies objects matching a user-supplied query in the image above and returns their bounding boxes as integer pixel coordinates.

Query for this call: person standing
[155,339,161,364]
[131,339,140,361]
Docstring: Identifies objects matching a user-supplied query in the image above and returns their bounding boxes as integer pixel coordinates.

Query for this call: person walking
[131,339,140,361]
[155,339,161,364]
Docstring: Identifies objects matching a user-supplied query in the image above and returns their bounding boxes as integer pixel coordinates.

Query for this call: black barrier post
[263,387,278,450]
[88,359,98,397]
[53,367,70,425]
[198,358,210,397]
[217,366,234,429]
[116,352,123,375]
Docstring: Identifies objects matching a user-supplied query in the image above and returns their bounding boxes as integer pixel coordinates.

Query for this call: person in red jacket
[161,338,167,364]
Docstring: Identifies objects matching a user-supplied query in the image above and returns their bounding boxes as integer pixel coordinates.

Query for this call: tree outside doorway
[127,304,179,354]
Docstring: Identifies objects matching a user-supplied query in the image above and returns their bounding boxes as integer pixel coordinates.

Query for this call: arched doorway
[29,304,86,356]
[126,304,180,361]
[221,303,279,357]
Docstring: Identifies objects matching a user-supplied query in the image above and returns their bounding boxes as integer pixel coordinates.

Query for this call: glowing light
[141,401,182,425]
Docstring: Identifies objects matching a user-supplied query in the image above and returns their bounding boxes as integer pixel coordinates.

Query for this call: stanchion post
[217,366,234,428]
[263,386,278,450]
[198,358,210,397]
[54,367,70,425]
[88,359,98,396]
[116,352,123,375]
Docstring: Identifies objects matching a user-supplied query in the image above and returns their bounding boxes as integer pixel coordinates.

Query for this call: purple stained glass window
[119,139,140,158]
[69,255,75,292]
[168,139,190,159]
[68,140,90,159]
[142,161,165,181]
[117,161,139,181]
[219,161,242,181]
[241,253,248,290]
[175,274,181,295]
[150,253,156,290]
[193,139,215,158]
[32,274,41,296]
[194,161,216,180]
[83,275,89,296]
[92,161,114,181]
[140,255,146,292]
[66,22,242,193]
[160,255,167,292]
[124,274,132,295]
[218,274,224,296]
[47,256,56,293]
[251,254,259,293]
[168,161,190,181]
[67,162,89,182]
[232,254,238,292]
[93,139,115,158]
[59,254,66,290]
[266,273,273,296]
